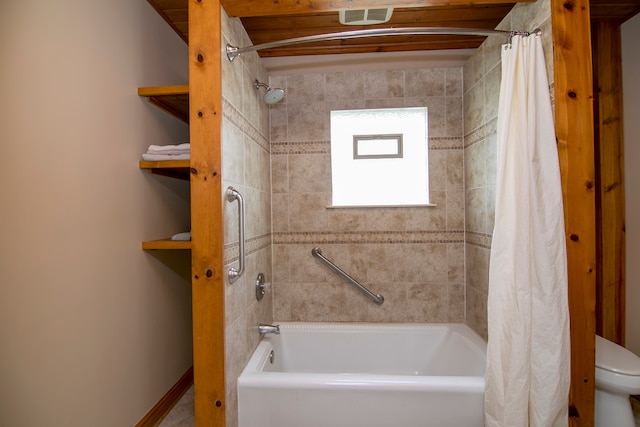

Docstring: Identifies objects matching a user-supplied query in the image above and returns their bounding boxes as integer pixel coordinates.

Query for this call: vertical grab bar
[227,186,245,284]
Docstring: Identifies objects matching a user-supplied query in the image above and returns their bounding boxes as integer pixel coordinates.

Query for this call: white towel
[142,153,190,161]
[147,143,190,154]
[146,148,190,155]
[171,231,191,241]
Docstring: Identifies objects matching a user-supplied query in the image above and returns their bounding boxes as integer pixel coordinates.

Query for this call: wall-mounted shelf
[138,85,189,123]
[139,86,191,251]
[140,160,190,181]
[142,239,191,250]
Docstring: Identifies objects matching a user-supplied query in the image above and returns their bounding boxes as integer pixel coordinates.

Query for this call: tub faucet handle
[258,323,280,335]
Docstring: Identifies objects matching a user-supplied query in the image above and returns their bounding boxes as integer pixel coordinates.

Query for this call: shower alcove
[138,0,598,425]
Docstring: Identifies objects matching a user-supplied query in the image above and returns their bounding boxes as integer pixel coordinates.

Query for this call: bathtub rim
[239,322,487,391]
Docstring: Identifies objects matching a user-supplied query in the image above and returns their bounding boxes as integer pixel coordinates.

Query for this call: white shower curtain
[484,34,570,427]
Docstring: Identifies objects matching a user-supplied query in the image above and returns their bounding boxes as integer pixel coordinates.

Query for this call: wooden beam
[593,22,626,345]
[551,0,597,424]
[221,0,533,18]
[188,0,226,426]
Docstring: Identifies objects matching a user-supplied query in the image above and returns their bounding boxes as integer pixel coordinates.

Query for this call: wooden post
[551,0,597,424]
[188,0,226,426]
[592,22,626,345]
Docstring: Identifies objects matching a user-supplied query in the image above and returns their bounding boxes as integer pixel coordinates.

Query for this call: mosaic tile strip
[271,137,463,155]
[222,97,270,153]
[429,137,464,150]
[464,117,497,148]
[224,233,272,265]
[466,231,492,249]
[272,230,465,245]
[270,141,330,155]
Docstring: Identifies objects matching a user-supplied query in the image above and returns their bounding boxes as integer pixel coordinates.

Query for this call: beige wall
[269,69,466,323]
[221,9,274,427]
[462,0,554,339]
[0,1,192,426]
[622,13,640,355]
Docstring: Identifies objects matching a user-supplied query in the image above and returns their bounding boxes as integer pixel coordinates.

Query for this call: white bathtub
[237,322,487,427]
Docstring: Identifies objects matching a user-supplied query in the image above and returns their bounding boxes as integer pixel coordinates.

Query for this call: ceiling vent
[339,8,394,25]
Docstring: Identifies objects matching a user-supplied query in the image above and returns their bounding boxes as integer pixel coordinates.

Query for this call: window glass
[330,107,429,207]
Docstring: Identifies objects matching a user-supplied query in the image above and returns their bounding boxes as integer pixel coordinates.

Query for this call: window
[330,107,430,207]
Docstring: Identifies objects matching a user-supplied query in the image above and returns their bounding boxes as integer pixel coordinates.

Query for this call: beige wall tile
[465,187,487,233]
[445,68,463,97]
[466,286,488,339]
[447,150,464,190]
[405,68,445,97]
[325,71,365,100]
[464,139,486,190]
[463,83,485,134]
[445,96,463,137]
[363,70,405,98]
[466,243,490,294]
[269,103,287,142]
[288,153,330,194]
[271,66,466,323]
[287,102,329,141]
[446,190,465,230]
[463,44,484,94]
[485,64,502,122]
[288,192,330,231]
[406,283,449,322]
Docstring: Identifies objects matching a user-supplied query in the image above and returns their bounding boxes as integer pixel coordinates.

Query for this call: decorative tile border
[465,231,492,249]
[464,117,497,148]
[272,230,465,245]
[429,136,464,150]
[271,137,463,156]
[224,233,272,265]
[222,97,270,153]
[271,141,329,155]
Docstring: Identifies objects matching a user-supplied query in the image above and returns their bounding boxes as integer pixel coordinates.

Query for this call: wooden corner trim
[135,366,194,427]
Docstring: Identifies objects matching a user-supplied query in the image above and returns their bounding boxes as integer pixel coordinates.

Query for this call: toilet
[595,335,640,427]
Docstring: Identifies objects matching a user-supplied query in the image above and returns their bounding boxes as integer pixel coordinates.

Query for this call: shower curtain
[484,34,570,427]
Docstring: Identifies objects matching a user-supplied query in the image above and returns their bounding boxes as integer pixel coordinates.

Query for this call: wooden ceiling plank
[240,5,514,30]
[146,0,189,43]
[221,0,534,18]
[149,0,188,8]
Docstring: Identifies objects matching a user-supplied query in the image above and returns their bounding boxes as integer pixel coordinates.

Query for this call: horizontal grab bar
[311,247,384,305]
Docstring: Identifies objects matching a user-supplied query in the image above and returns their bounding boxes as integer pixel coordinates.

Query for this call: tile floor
[157,385,194,427]
[159,388,640,426]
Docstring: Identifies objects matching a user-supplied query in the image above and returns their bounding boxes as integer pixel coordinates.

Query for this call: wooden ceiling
[590,0,640,23]
[148,0,640,57]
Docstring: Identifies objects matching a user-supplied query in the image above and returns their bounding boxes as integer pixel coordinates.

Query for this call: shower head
[254,80,285,104]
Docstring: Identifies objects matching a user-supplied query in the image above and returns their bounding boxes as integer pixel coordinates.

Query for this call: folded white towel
[171,231,191,241]
[142,153,190,161]
[147,149,190,155]
[147,143,190,154]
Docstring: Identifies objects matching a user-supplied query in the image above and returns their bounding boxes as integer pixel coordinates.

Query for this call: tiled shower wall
[462,0,554,339]
[269,69,466,323]
[221,9,274,427]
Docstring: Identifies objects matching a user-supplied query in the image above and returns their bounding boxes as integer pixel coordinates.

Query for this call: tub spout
[258,323,280,335]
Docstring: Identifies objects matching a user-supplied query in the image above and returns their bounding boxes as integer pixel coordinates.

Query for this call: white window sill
[326,203,437,209]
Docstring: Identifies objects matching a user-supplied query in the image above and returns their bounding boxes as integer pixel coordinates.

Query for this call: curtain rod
[226,27,537,61]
